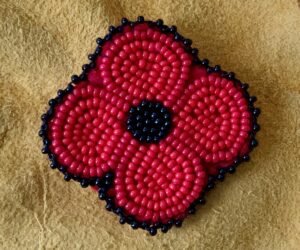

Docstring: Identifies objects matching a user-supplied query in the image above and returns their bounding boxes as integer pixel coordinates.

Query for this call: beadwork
[40,17,260,235]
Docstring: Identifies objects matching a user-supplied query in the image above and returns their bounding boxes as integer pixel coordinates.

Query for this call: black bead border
[39,16,260,235]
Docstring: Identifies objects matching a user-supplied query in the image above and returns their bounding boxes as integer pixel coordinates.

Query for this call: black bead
[191,48,198,55]
[57,89,64,97]
[79,73,87,81]
[64,173,71,181]
[41,123,48,131]
[251,139,258,148]
[108,25,116,33]
[59,166,66,173]
[41,113,48,121]
[161,25,169,33]
[197,197,206,205]
[38,130,45,137]
[131,221,139,229]
[41,146,49,154]
[169,25,177,33]
[80,179,89,188]
[95,178,102,187]
[188,206,196,214]
[141,222,148,229]
[201,59,209,66]
[119,216,126,224]
[214,65,221,72]
[88,53,96,61]
[50,161,58,169]
[149,227,157,236]
[249,96,257,103]
[114,207,123,215]
[121,17,129,25]
[167,219,174,227]
[105,203,113,211]
[241,83,249,90]
[105,172,114,180]
[243,155,250,162]
[216,174,225,181]
[66,84,74,93]
[207,67,214,73]
[219,168,227,175]
[161,224,169,233]
[174,33,182,41]
[95,46,102,55]
[174,220,182,227]
[156,19,163,27]
[183,39,192,46]
[228,166,236,174]
[208,176,215,183]
[228,72,235,79]
[82,64,90,72]
[48,99,56,106]
[89,61,96,69]
[253,123,260,132]
[207,182,215,190]
[71,75,80,83]
[96,37,104,45]
[98,191,106,200]
[137,16,144,23]
[253,108,261,117]
[43,139,50,146]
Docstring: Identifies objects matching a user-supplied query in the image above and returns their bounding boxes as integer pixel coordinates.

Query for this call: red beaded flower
[40,17,260,235]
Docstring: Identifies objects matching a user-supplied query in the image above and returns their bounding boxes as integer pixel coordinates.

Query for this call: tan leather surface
[0,0,299,249]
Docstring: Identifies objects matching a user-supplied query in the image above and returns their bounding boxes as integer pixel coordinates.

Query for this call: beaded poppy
[40,17,260,235]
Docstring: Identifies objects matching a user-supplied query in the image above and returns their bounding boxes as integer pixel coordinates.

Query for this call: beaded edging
[39,16,260,236]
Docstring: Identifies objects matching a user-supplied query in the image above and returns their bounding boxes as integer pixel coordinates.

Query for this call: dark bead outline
[39,16,260,235]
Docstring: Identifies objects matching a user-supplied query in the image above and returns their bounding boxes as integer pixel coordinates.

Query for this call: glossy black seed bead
[95,178,102,187]
[161,224,169,233]
[114,207,123,215]
[191,48,198,55]
[214,65,221,72]
[174,32,182,41]
[217,174,225,181]
[64,173,71,181]
[253,123,260,132]
[121,17,129,25]
[161,25,169,33]
[253,108,261,117]
[227,72,235,79]
[50,161,58,169]
[41,123,48,131]
[38,130,45,137]
[228,166,236,174]
[41,113,48,121]
[48,99,56,106]
[141,222,148,229]
[89,61,96,69]
[241,83,249,90]
[82,64,90,72]
[243,155,250,162]
[80,179,89,188]
[108,25,116,33]
[59,166,66,173]
[219,168,227,175]
[41,146,49,154]
[251,139,258,148]
[96,37,104,45]
[249,96,257,103]
[169,25,177,33]
[188,206,196,214]
[105,172,114,180]
[167,219,174,227]
[131,221,139,229]
[79,73,87,81]
[71,74,80,83]
[105,203,113,211]
[98,191,106,200]
[149,227,157,236]
[207,182,215,190]
[201,59,209,66]
[57,89,64,97]
[137,16,144,23]
[174,220,182,227]
[117,26,123,33]
[95,46,102,55]
[156,19,163,26]
[119,216,126,224]
[88,53,96,61]
[66,84,74,93]
[43,139,50,146]
[197,197,206,205]
[208,176,215,183]
[207,67,214,73]
[183,39,192,46]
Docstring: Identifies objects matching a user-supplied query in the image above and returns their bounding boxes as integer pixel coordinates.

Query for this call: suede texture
[0,0,299,249]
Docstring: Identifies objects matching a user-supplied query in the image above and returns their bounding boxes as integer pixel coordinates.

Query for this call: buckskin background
[0,0,299,249]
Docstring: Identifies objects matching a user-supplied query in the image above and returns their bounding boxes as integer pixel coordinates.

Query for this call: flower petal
[89,23,192,108]
[176,68,253,175]
[111,131,207,224]
[47,82,131,179]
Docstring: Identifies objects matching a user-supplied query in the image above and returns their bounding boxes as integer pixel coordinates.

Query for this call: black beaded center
[127,100,172,143]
